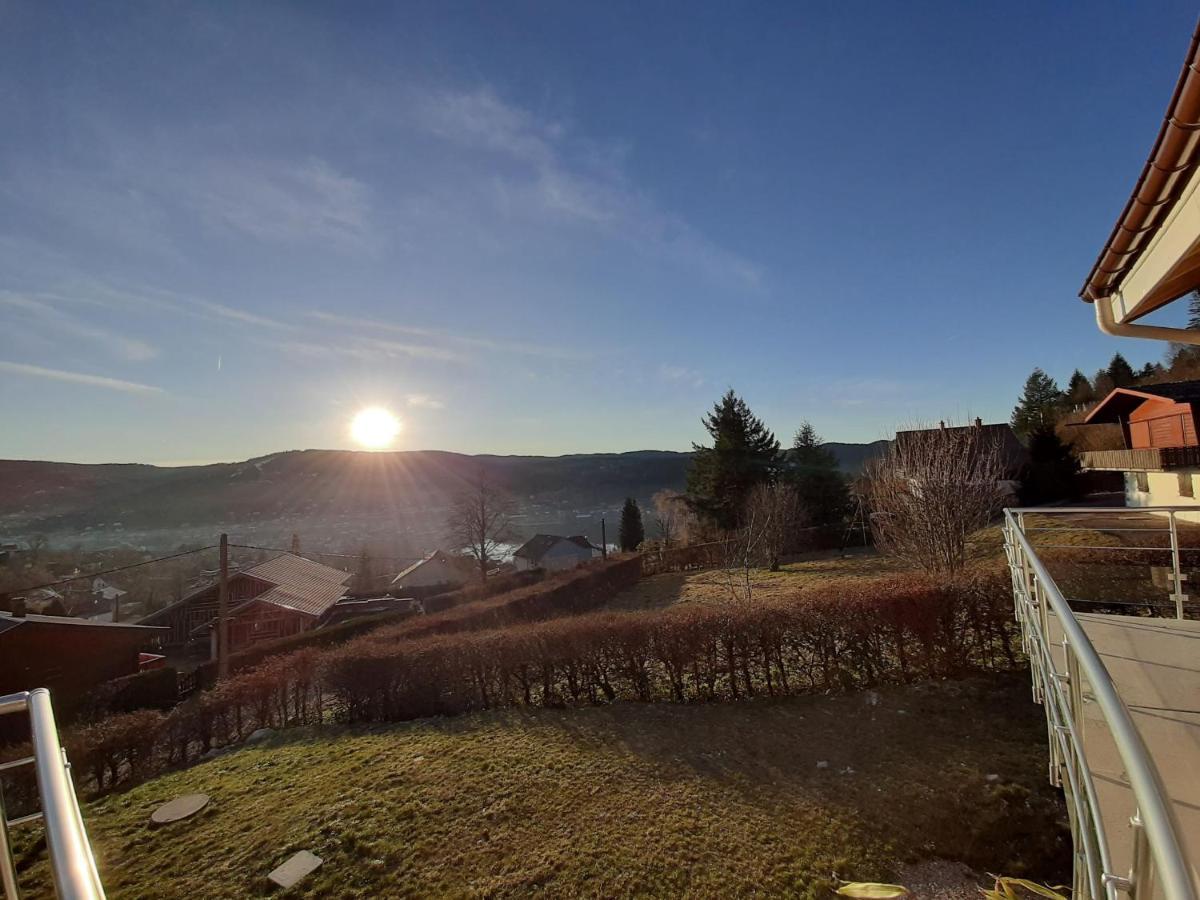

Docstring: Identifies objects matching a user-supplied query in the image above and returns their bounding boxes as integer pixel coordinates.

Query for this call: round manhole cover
[150,793,210,825]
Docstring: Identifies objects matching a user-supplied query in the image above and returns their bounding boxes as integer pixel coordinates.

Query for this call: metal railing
[1004,509,1196,900]
[0,689,104,900]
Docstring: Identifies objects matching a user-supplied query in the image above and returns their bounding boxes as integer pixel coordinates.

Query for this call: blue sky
[1,1,1197,464]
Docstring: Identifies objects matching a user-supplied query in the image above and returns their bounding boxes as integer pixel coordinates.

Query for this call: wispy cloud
[0,360,165,395]
[412,86,763,289]
[658,363,705,388]
[406,393,444,409]
[0,292,158,361]
[188,158,377,252]
[307,310,588,360]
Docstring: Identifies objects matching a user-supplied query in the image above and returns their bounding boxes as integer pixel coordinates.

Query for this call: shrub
[84,667,179,718]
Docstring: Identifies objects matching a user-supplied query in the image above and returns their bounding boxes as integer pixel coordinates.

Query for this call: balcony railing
[0,688,105,900]
[1079,446,1200,471]
[1004,509,1195,900]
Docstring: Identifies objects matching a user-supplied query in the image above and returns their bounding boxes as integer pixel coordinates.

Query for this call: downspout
[1095,296,1200,345]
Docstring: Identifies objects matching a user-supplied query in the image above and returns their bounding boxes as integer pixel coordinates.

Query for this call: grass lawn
[608,550,910,611]
[11,674,1067,899]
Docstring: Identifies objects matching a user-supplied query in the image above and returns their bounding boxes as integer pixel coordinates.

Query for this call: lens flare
[350,407,401,449]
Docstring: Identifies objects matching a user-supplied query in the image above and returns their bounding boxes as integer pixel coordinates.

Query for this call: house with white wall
[390,550,468,592]
[512,534,599,571]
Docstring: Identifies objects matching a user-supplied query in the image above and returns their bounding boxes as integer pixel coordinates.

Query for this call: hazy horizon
[3,2,1195,463]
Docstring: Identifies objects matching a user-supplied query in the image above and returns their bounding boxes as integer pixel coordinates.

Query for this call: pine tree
[618,497,645,552]
[1017,425,1082,505]
[1066,369,1093,407]
[787,421,849,526]
[1188,290,1200,330]
[1107,353,1135,388]
[1011,369,1064,441]
[1136,362,1157,382]
[686,389,780,529]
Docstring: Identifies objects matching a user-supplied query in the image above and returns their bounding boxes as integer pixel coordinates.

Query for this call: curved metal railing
[1004,509,1195,900]
[0,688,105,900]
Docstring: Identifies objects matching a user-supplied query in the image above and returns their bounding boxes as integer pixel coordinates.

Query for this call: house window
[1136,472,1149,493]
[1179,473,1194,498]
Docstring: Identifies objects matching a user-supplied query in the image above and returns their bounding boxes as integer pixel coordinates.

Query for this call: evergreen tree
[1017,425,1082,505]
[618,497,645,552]
[1188,290,1200,330]
[1066,369,1093,407]
[686,389,780,529]
[1167,291,1200,371]
[1136,362,1157,382]
[1011,368,1064,441]
[1107,353,1135,388]
[787,421,850,527]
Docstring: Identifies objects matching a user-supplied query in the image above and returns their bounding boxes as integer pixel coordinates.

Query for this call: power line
[5,545,219,595]
[227,543,426,563]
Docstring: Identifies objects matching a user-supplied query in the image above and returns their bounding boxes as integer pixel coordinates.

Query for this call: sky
[2,1,1198,464]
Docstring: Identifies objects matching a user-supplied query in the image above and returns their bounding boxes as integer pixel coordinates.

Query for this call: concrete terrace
[1049,612,1200,890]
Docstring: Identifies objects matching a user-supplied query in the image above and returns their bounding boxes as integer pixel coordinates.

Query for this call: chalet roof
[1084,381,1200,424]
[513,534,598,562]
[239,554,352,618]
[140,552,352,626]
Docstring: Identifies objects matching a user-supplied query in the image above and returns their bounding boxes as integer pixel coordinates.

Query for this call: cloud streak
[0,292,159,361]
[307,310,589,360]
[0,360,165,395]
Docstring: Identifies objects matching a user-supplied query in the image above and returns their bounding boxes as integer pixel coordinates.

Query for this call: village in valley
[4,5,1200,900]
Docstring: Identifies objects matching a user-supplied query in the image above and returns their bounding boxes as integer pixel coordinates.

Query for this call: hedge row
[188,568,552,688]
[323,567,1015,722]
[2,562,1017,799]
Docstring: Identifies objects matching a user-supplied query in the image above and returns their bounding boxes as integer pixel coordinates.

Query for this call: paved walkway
[1049,612,1200,891]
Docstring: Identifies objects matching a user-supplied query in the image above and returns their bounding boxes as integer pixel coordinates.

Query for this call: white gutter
[1095,295,1200,345]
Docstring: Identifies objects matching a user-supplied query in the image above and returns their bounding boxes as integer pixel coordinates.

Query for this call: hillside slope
[11,675,1066,899]
[0,443,882,548]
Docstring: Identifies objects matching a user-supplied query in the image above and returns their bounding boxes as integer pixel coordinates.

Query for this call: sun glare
[350,407,402,450]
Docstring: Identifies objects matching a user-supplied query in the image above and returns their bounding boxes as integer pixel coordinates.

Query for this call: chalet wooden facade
[1080,381,1200,509]
[139,554,352,655]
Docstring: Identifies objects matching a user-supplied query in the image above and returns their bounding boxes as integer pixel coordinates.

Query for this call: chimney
[938,420,946,430]
[10,597,26,618]
[974,417,983,428]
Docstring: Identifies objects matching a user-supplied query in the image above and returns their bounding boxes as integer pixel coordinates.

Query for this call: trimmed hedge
[86,667,179,716]
[31,561,1017,796]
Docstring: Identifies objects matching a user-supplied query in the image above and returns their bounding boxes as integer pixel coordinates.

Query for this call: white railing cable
[1004,509,1196,900]
[0,689,105,900]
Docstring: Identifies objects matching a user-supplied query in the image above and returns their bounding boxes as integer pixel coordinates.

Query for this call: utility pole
[600,518,608,560]
[217,533,229,679]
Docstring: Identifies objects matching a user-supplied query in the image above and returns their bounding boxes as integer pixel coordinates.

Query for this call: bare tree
[446,477,514,583]
[745,482,805,572]
[652,490,681,547]
[864,421,1008,575]
[719,482,805,602]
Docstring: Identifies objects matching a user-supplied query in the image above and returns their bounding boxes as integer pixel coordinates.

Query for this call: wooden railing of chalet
[1079,446,1200,471]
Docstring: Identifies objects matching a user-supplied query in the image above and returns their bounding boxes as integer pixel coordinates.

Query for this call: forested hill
[0,443,884,547]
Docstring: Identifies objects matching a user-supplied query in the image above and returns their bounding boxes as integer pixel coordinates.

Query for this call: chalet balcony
[1078,446,1200,471]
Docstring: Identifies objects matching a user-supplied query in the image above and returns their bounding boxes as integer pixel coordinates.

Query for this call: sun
[350,407,402,450]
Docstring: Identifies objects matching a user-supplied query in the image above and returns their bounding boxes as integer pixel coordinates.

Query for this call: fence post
[218,533,230,680]
[1168,511,1185,620]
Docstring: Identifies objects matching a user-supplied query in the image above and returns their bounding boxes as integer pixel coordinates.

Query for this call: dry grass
[10,674,1067,899]
[608,550,910,611]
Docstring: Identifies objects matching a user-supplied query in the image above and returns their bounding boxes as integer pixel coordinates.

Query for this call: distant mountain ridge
[0,443,885,549]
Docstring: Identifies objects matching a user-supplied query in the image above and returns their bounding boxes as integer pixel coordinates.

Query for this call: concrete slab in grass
[268,850,323,889]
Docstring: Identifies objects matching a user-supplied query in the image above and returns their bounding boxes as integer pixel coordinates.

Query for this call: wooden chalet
[140,553,353,654]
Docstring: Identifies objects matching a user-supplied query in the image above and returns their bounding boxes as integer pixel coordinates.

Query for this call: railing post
[1129,811,1155,900]
[1168,511,1186,620]
[0,777,19,900]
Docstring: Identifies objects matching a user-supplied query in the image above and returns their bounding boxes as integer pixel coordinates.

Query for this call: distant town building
[512,534,600,572]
